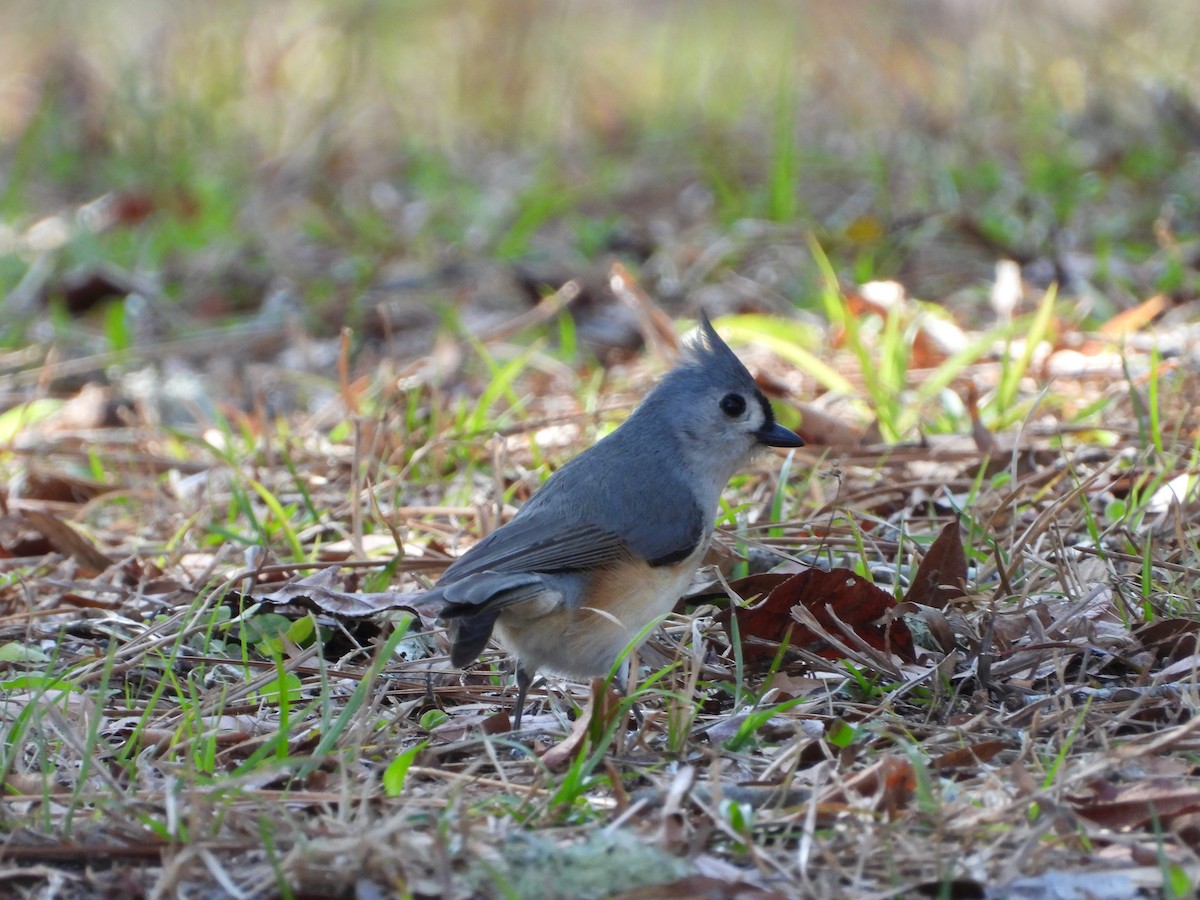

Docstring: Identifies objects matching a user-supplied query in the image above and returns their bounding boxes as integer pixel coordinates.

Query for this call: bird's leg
[514,665,534,731]
[612,657,629,694]
[613,658,643,726]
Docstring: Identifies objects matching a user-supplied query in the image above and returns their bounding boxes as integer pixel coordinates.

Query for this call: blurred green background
[2,0,1198,337]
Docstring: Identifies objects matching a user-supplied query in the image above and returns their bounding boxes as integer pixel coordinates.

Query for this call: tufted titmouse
[422,314,803,727]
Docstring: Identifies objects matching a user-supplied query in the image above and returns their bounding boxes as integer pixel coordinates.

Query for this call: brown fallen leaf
[819,755,915,819]
[1152,653,1200,684]
[1072,778,1200,830]
[46,262,145,315]
[4,773,71,795]
[844,281,968,370]
[714,572,794,604]
[902,520,968,609]
[930,739,1008,772]
[791,401,863,447]
[895,600,956,654]
[19,469,114,504]
[1096,293,1169,339]
[22,509,114,575]
[679,570,797,615]
[540,677,624,771]
[718,567,915,672]
[1136,619,1200,663]
[911,326,949,369]
[762,672,832,699]
[0,515,54,558]
[780,568,914,662]
[480,709,512,736]
[41,383,122,432]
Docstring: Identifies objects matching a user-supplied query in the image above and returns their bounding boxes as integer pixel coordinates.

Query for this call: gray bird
[423,315,803,727]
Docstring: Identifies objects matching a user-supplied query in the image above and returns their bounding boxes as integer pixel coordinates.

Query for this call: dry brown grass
[2,305,1199,897]
[2,2,1200,898]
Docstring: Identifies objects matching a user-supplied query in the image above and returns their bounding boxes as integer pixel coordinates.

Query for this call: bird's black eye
[719,393,747,417]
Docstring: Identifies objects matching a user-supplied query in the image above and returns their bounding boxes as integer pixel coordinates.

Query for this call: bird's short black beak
[756,422,805,448]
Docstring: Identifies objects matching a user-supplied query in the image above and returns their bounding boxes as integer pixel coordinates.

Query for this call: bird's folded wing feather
[439,516,633,583]
[439,502,706,585]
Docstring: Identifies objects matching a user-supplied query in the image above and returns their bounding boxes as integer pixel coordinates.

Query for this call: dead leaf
[902,520,968,609]
[19,469,113,504]
[430,713,501,744]
[1096,293,1169,339]
[791,402,862,447]
[540,678,624,771]
[656,765,696,854]
[0,515,54,558]
[1152,653,1200,683]
[910,327,948,369]
[696,537,743,575]
[22,509,114,575]
[820,756,915,818]
[895,601,956,654]
[46,262,144,315]
[843,281,967,370]
[609,261,679,362]
[1072,779,1200,830]
[42,383,121,432]
[930,739,1008,772]
[781,568,914,662]
[681,571,793,614]
[718,567,915,671]
[254,568,415,617]
[5,773,69,795]
[763,672,832,698]
[481,709,511,736]
[1137,619,1200,663]
[719,573,794,604]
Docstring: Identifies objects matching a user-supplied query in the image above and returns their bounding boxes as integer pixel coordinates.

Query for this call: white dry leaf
[1147,472,1197,514]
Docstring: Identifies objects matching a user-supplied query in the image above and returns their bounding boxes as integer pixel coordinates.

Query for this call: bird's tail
[432,571,549,669]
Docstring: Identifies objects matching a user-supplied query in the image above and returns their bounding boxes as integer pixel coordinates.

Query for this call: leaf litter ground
[3,4,1200,897]
[2,276,1199,898]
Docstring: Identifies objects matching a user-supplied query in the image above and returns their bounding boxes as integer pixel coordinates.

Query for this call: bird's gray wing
[439,514,632,584]
[440,492,706,584]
